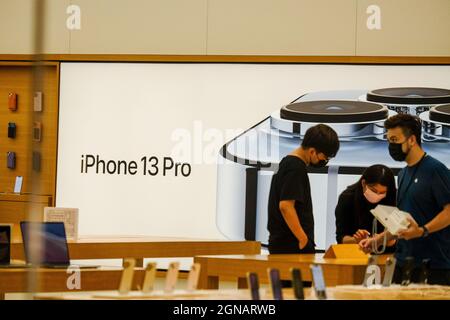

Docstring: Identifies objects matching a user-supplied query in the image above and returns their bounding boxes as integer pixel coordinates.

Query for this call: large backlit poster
[57,63,450,249]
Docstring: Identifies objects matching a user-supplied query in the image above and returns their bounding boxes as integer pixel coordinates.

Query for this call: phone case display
[32,151,41,172]
[216,88,450,249]
[33,122,42,142]
[34,92,43,112]
[6,152,16,169]
[8,92,17,111]
[7,122,16,138]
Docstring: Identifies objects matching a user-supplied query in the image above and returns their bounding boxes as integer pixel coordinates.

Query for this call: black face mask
[310,159,329,168]
[388,142,408,161]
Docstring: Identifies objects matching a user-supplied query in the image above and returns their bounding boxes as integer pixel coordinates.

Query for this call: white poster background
[57,63,450,240]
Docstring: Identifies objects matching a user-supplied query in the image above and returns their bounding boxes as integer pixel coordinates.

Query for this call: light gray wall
[1,0,449,56]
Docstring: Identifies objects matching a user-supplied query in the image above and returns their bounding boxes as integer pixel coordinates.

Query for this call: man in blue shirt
[361,114,450,285]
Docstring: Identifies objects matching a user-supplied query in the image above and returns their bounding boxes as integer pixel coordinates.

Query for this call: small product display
[14,176,23,194]
[33,91,43,112]
[310,264,327,300]
[8,92,17,111]
[186,263,201,292]
[246,272,260,300]
[7,122,16,138]
[33,122,42,142]
[164,262,180,293]
[382,257,397,287]
[43,207,79,240]
[7,151,16,169]
[32,151,41,172]
[401,257,415,286]
[0,225,11,264]
[290,268,305,300]
[363,255,381,287]
[267,268,283,300]
[141,262,157,293]
[418,259,431,284]
[118,258,136,294]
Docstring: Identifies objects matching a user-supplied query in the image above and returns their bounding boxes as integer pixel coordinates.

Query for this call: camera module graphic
[216,88,450,250]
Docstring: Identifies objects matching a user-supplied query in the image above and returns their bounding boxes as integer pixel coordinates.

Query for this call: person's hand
[352,229,371,244]
[397,217,423,240]
[298,235,309,250]
[359,237,377,253]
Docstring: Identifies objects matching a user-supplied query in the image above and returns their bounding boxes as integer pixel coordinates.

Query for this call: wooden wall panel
[0,62,58,208]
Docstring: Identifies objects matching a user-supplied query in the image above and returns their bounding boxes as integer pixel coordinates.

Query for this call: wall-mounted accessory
[14,176,23,194]
[33,92,43,112]
[8,122,16,138]
[7,152,16,169]
[32,151,41,172]
[8,92,17,111]
[33,122,42,142]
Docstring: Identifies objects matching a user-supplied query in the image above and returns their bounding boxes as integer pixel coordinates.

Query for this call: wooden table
[0,267,145,300]
[33,285,450,300]
[194,254,390,289]
[11,236,261,266]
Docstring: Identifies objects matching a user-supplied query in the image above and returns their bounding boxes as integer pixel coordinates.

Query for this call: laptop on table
[20,221,98,269]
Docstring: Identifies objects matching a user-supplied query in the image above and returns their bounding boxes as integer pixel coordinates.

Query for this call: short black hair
[301,124,340,158]
[384,114,422,146]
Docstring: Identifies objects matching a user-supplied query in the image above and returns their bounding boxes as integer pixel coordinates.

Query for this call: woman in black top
[335,164,397,246]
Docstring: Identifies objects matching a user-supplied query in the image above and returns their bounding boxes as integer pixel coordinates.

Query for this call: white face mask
[364,187,386,204]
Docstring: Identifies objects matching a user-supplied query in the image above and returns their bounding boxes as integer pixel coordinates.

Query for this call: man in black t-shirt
[267,124,340,254]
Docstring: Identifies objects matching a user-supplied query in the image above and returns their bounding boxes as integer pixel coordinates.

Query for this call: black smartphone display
[291,268,305,300]
[267,268,283,300]
[246,272,260,300]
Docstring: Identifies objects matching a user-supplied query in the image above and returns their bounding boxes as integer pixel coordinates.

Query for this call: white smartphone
[164,262,180,293]
[310,264,327,300]
[142,262,157,293]
[118,258,136,294]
